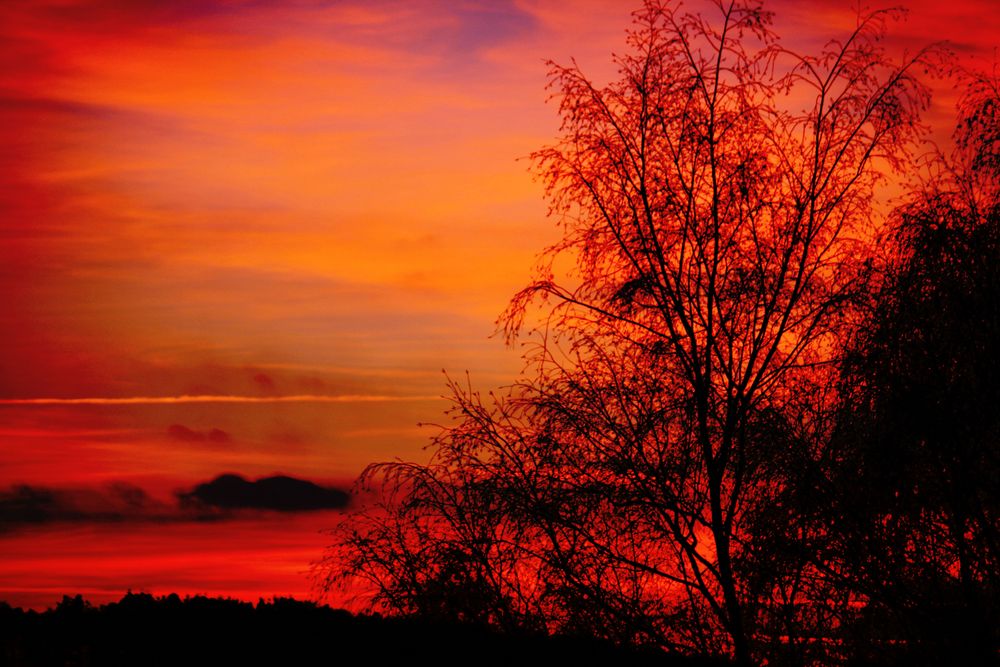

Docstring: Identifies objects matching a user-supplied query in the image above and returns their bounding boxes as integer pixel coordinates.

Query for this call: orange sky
[0,0,996,610]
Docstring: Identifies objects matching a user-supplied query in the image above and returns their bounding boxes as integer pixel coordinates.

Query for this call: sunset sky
[1,0,997,610]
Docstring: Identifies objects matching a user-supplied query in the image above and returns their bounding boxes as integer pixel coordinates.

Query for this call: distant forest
[0,592,724,667]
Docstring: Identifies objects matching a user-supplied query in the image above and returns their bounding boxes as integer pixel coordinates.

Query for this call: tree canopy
[318,2,998,665]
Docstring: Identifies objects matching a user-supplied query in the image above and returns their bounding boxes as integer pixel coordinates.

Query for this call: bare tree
[320,2,932,664]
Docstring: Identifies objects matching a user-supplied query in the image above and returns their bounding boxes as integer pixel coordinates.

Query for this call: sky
[0,0,997,610]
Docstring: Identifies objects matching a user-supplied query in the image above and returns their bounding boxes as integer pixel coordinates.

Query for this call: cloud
[167,424,231,443]
[0,482,168,531]
[0,472,351,533]
[178,473,349,512]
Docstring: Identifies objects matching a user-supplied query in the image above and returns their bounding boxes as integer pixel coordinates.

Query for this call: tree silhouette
[321,2,934,664]
[826,69,1000,663]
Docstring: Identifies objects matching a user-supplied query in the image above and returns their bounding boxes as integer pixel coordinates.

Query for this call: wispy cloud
[0,394,441,405]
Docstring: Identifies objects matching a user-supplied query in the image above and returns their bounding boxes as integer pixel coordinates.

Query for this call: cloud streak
[0,394,441,405]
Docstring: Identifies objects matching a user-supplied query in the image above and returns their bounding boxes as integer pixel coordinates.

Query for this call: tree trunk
[712,478,753,667]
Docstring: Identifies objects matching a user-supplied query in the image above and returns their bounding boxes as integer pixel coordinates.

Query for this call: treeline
[0,592,726,667]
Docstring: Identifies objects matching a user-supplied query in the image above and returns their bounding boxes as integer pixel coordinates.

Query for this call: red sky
[0,0,996,610]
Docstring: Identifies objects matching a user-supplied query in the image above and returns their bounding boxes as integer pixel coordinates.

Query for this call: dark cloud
[0,472,349,533]
[178,474,349,512]
[167,424,231,443]
[0,482,166,531]
[207,428,230,442]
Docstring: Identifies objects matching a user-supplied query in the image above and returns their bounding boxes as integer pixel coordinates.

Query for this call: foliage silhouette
[315,2,999,666]
[823,69,1000,665]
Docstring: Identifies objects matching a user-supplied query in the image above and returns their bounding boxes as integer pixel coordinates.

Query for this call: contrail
[0,394,442,405]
